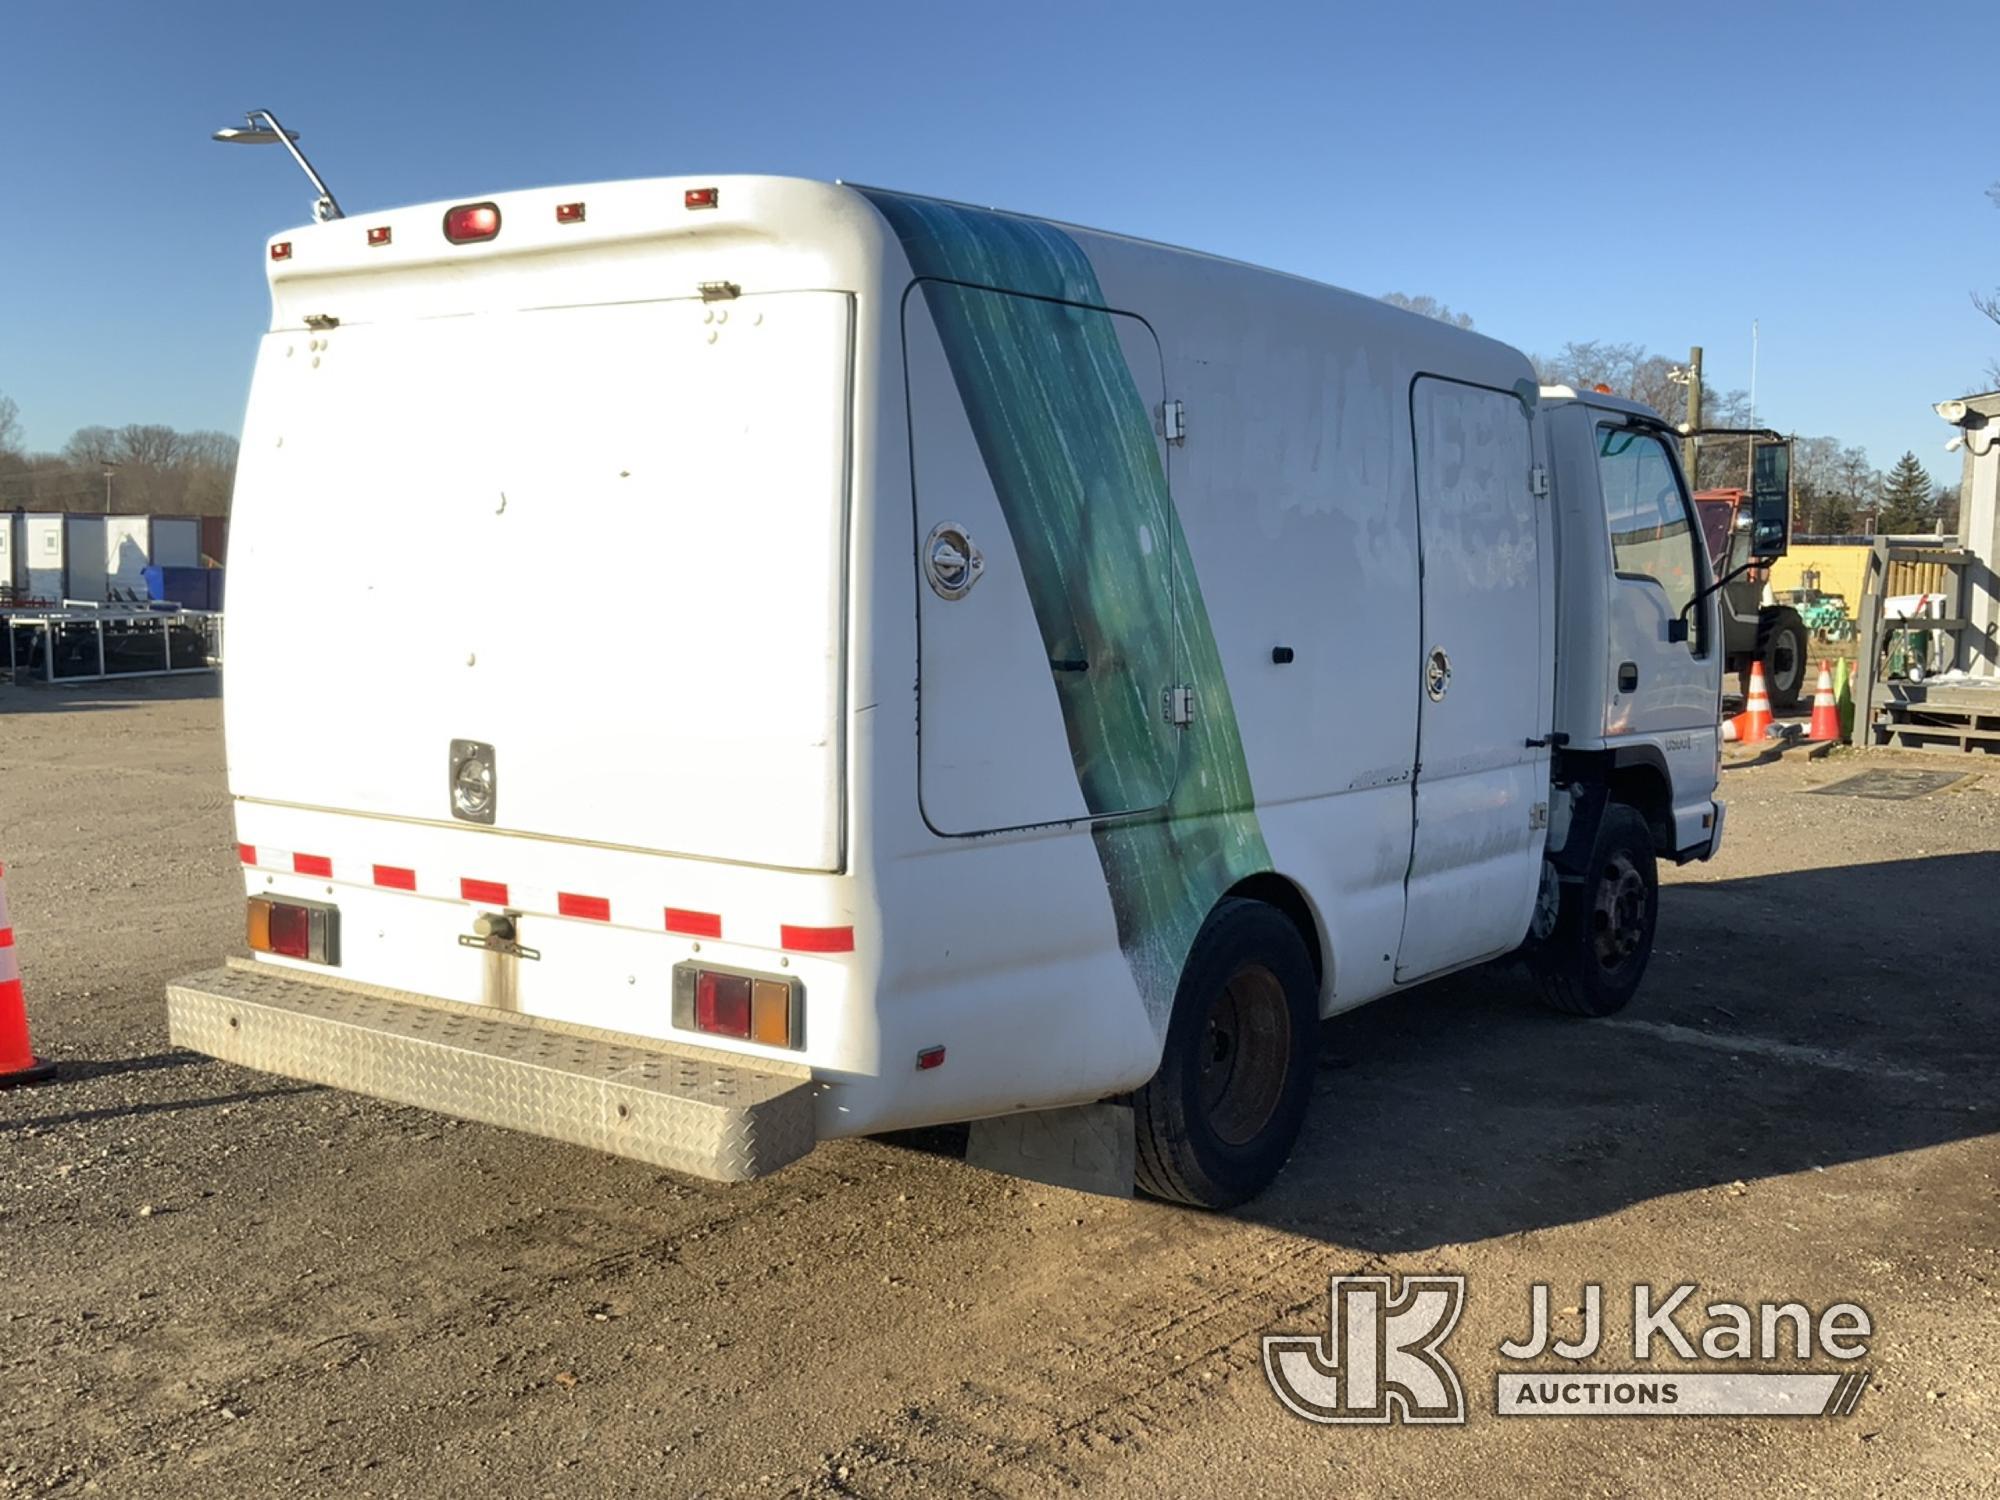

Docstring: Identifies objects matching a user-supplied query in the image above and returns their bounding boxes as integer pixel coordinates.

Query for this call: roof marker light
[367,225,391,247]
[443,202,502,244]
[270,242,292,261]
[555,201,586,224]
[684,186,718,210]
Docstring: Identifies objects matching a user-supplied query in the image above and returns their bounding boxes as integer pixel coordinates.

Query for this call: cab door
[1594,422,1715,738]
[1396,378,1552,981]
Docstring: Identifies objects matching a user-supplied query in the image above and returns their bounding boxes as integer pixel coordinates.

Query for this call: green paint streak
[865,190,1270,1022]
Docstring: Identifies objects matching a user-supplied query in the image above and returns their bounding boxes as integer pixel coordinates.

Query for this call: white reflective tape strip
[257,847,296,872]
[0,881,10,929]
[0,947,18,984]
[510,884,557,916]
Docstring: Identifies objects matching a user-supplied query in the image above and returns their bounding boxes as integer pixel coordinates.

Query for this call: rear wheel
[1529,804,1659,1018]
[1133,900,1317,1210]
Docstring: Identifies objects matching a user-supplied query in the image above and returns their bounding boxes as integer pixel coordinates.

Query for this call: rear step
[167,958,815,1181]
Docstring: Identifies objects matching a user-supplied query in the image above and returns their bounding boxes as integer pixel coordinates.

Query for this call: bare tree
[1379,293,1474,330]
[0,393,21,457]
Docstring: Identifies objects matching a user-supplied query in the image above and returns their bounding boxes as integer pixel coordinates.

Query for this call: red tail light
[443,202,502,244]
[555,201,585,224]
[269,241,292,261]
[247,896,339,965]
[673,962,803,1049]
[684,186,718,210]
[367,225,391,247]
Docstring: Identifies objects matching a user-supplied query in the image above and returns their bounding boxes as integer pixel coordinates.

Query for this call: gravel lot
[2,677,1995,1497]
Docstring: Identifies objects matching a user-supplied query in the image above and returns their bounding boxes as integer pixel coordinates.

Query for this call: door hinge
[1531,465,1550,498]
[1161,399,1186,446]
[1164,684,1196,727]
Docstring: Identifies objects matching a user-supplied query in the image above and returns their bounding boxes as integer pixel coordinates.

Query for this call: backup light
[443,202,502,244]
[673,962,803,1050]
[247,896,339,965]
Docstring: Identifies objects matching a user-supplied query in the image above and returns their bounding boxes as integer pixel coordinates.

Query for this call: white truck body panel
[202,175,1723,1156]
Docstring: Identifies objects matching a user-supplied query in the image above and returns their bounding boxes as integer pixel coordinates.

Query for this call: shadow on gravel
[31,1049,215,1085]
[0,1083,321,1135]
[0,675,220,714]
[875,853,2000,1250]
[1246,850,2000,1251]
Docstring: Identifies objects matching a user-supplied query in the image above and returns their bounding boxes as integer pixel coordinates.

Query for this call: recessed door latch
[1161,400,1186,446]
[1164,684,1196,727]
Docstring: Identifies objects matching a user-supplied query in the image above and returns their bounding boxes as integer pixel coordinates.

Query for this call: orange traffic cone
[1741,660,1772,744]
[0,862,56,1087]
[1809,661,1841,743]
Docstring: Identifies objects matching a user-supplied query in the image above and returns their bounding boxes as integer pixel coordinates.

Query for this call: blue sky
[2,1,1994,479]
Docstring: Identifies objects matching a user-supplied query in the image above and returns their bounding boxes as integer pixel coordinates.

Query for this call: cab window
[1596,426,1703,645]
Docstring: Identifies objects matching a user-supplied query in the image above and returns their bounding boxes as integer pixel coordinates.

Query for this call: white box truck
[169,176,1771,1207]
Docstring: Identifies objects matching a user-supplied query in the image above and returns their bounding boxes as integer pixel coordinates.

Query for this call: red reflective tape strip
[781,924,854,953]
[558,893,610,922]
[664,908,721,938]
[237,843,257,866]
[461,878,509,906]
[373,865,417,891]
[0,928,12,948]
[293,853,333,878]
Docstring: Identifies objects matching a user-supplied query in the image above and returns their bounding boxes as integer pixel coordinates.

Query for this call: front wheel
[1528,804,1659,1017]
[1754,609,1809,712]
[1133,900,1317,1209]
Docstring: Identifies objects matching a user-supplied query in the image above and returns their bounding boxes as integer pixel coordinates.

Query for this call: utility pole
[1681,346,1703,481]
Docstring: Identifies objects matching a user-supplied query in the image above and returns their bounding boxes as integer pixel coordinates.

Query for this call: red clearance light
[367,225,391,247]
[555,201,585,224]
[443,202,502,244]
[673,962,803,1050]
[916,1046,946,1071]
[684,186,718,210]
[269,242,292,261]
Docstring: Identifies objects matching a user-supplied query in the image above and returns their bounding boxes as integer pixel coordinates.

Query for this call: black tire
[1133,899,1317,1210]
[1754,608,1810,712]
[1529,805,1659,1018]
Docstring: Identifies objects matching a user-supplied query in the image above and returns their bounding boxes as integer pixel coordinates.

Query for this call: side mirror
[1750,441,1790,558]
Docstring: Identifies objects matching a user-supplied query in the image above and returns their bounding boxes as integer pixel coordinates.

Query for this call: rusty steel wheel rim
[1592,851,1649,973]
[1197,963,1291,1147]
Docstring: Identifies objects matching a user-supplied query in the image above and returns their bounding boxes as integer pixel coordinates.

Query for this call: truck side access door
[1396,378,1553,980]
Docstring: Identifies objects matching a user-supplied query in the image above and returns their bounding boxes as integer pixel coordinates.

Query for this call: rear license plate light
[247,896,339,965]
[673,962,803,1050]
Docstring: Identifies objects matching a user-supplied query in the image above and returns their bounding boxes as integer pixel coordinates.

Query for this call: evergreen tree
[1878,451,1935,535]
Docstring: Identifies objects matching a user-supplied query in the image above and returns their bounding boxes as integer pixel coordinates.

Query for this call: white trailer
[149,516,202,569]
[23,514,65,602]
[105,514,151,596]
[0,512,16,597]
[169,176,1768,1207]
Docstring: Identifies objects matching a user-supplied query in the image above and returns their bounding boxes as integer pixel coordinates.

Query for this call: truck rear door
[225,290,854,872]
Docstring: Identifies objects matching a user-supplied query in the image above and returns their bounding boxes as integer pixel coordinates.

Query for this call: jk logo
[1263,1274,1467,1425]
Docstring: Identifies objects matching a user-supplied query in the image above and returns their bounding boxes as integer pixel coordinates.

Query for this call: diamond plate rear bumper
[167,959,816,1182]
